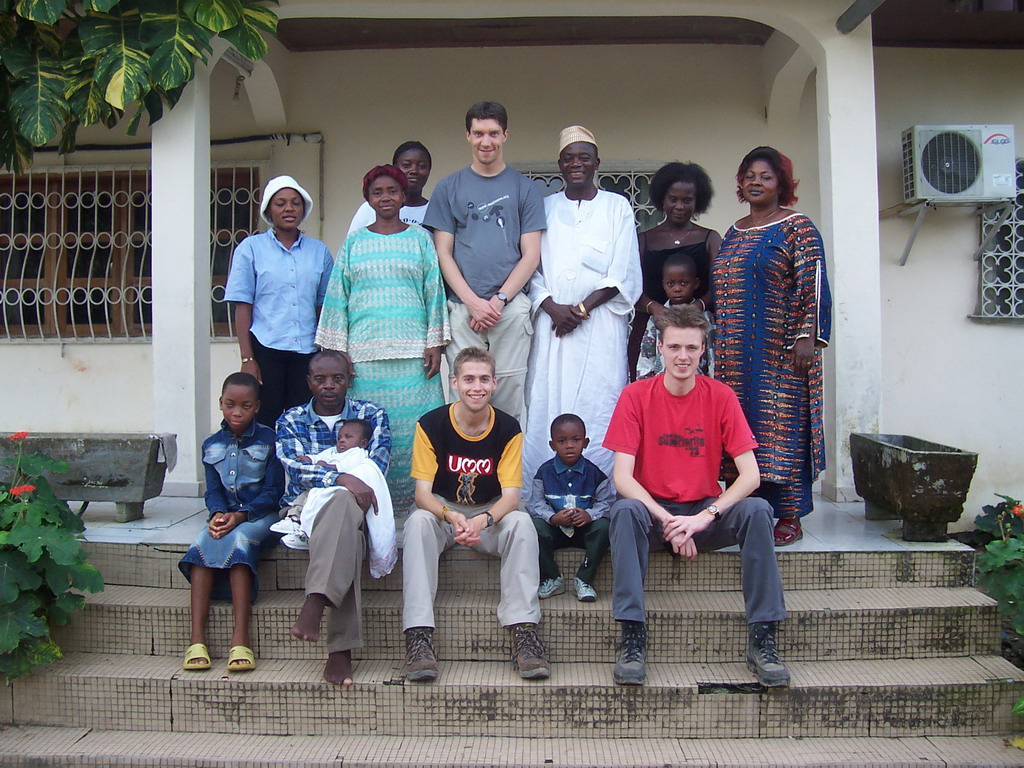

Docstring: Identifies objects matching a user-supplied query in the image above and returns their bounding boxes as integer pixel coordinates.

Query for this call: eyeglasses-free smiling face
[451,361,497,414]
[658,326,706,387]
[466,118,508,169]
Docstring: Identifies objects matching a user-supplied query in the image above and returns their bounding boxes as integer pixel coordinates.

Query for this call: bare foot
[324,650,353,685]
[290,594,327,642]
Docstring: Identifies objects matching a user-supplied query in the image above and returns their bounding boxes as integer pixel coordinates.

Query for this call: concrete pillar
[814,22,884,501]
[151,72,212,496]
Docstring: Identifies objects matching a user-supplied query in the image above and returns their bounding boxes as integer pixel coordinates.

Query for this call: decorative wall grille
[0,163,261,341]
[978,158,1024,320]
[524,169,660,231]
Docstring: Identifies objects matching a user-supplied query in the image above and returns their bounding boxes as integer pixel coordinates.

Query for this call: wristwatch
[485,512,495,527]
[703,504,721,521]
[496,292,510,306]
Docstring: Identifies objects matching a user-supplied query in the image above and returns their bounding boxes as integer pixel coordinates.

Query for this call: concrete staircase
[2,539,1023,766]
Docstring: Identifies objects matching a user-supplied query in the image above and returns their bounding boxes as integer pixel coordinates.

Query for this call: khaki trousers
[290,490,365,653]
[446,292,532,424]
[402,499,541,631]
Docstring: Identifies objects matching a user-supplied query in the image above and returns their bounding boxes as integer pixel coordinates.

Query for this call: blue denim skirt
[178,513,281,601]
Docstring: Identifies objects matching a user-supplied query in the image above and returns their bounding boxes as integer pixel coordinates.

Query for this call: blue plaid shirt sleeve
[276,408,342,504]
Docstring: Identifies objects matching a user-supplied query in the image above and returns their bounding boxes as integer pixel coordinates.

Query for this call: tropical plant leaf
[15,0,70,26]
[0,593,45,653]
[140,0,211,89]
[79,7,150,111]
[3,40,68,145]
[0,550,42,604]
[218,0,276,60]
[85,0,123,11]
[186,0,242,34]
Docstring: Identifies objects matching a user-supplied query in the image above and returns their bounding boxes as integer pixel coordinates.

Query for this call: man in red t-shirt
[603,305,788,688]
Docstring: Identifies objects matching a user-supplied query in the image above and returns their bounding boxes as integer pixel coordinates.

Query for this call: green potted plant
[975,493,1024,743]
[0,432,104,682]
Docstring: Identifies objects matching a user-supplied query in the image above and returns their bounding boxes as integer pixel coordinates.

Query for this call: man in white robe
[523,126,642,488]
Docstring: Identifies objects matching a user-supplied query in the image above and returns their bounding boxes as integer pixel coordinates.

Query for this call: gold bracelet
[577,301,590,319]
[439,504,452,523]
[645,301,655,314]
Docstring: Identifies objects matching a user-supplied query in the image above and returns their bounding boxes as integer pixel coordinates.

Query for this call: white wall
[874,47,1024,522]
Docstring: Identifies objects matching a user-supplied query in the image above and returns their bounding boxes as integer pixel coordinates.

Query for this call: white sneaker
[574,578,597,602]
[538,576,565,599]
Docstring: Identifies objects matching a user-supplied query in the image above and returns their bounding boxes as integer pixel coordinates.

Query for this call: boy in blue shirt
[526,413,613,602]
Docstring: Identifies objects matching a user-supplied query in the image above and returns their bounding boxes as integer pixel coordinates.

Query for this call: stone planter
[849,433,978,542]
[0,432,173,522]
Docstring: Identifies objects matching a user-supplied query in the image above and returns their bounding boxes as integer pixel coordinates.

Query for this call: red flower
[1012,504,1024,519]
[7,431,28,441]
[9,484,36,497]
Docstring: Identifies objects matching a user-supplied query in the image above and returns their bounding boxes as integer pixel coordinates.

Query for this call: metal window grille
[523,168,660,230]
[0,163,262,341]
[978,158,1024,319]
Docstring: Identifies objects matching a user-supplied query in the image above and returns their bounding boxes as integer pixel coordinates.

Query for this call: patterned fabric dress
[316,225,450,514]
[713,213,832,518]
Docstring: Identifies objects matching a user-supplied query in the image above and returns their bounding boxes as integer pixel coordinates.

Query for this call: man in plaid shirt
[276,349,391,685]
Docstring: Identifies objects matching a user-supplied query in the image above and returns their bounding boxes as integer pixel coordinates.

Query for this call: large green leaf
[45,590,84,625]
[15,0,70,26]
[2,39,68,145]
[0,593,45,653]
[140,0,211,89]
[218,0,275,60]
[69,561,103,593]
[0,550,42,604]
[186,0,242,34]
[79,8,150,110]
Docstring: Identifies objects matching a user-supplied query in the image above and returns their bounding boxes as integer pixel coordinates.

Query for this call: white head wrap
[260,175,314,227]
[558,125,598,155]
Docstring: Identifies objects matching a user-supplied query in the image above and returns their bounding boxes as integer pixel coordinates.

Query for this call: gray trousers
[609,496,786,625]
[402,500,541,630]
[292,490,365,653]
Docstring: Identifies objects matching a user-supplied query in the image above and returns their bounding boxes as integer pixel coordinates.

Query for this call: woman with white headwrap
[225,175,335,427]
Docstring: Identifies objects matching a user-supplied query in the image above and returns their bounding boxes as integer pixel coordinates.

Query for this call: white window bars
[0,163,262,341]
[978,158,1024,320]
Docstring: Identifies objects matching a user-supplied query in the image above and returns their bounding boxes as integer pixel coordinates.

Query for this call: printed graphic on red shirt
[656,426,705,457]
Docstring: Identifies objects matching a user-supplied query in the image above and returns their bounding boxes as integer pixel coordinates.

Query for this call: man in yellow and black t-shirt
[402,347,548,682]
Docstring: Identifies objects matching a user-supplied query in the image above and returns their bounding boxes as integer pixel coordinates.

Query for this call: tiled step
[7,653,1022,739]
[52,585,1000,663]
[83,540,978,592]
[3,726,1023,767]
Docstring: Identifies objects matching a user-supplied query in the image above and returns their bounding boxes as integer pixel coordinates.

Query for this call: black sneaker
[613,620,647,685]
[405,627,438,682]
[510,623,550,679]
[746,622,790,687]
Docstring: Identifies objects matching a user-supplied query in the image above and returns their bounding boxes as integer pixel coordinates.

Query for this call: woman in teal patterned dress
[316,165,450,514]
[713,147,832,547]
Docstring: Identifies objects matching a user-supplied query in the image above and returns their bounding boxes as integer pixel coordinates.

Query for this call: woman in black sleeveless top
[627,162,721,379]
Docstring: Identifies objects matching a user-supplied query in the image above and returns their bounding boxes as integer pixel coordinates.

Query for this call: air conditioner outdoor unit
[901,125,1016,203]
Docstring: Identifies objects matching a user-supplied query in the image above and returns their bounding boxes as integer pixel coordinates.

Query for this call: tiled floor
[80,494,972,553]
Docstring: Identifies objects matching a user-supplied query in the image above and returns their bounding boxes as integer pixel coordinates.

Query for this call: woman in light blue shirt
[225,175,334,427]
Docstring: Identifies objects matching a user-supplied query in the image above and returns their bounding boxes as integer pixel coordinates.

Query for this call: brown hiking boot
[510,623,550,680]
[404,627,438,682]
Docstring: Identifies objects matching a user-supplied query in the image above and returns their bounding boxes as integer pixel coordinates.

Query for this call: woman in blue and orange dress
[713,147,832,546]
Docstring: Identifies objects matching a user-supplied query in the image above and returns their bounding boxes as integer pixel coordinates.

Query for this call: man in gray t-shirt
[423,101,546,425]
